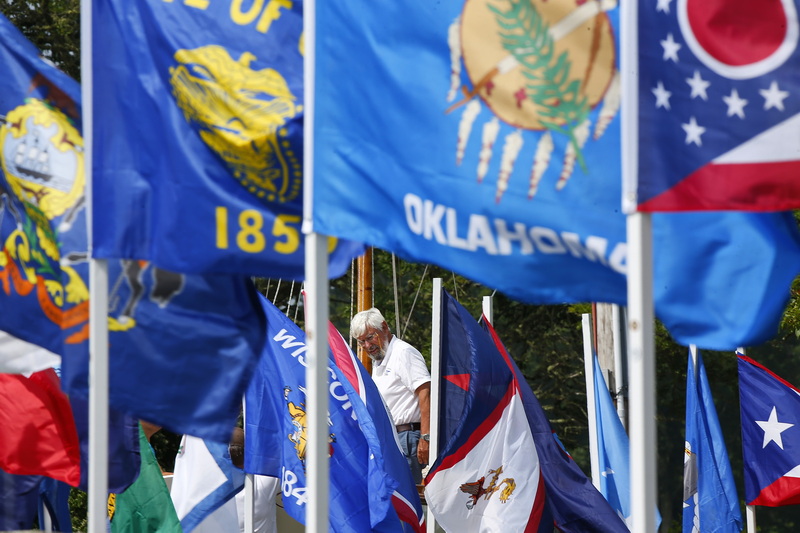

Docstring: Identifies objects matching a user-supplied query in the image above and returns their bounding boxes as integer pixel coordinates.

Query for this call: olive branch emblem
[489,0,590,170]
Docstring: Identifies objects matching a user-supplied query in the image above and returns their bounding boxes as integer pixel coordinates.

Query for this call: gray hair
[350,308,387,338]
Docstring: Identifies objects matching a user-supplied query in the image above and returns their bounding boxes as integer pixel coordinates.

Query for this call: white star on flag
[723,89,748,119]
[756,406,794,449]
[652,81,672,109]
[686,70,710,100]
[681,117,705,146]
[660,33,681,62]
[601,467,615,478]
[760,81,790,111]
[656,0,671,13]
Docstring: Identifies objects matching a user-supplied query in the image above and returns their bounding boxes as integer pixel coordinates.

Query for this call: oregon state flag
[90,0,362,276]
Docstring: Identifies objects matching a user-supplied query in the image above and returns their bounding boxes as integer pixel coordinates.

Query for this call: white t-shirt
[372,336,430,426]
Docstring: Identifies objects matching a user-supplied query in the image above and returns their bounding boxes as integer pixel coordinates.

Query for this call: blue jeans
[398,429,425,484]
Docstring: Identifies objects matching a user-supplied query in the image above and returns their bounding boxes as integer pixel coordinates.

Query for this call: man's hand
[417,435,430,465]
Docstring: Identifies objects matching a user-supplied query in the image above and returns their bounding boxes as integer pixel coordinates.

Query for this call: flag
[0,471,41,531]
[0,369,80,486]
[593,355,661,529]
[170,434,245,533]
[38,477,73,533]
[425,290,628,532]
[0,11,88,356]
[683,350,742,533]
[327,319,426,532]
[0,332,60,374]
[0,11,268,443]
[244,293,411,532]
[310,0,800,351]
[60,268,268,443]
[89,0,363,277]
[738,354,800,506]
[633,0,800,212]
[111,424,181,533]
[0,367,141,494]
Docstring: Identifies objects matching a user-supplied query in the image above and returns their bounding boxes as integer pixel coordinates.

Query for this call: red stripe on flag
[639,160,800,212]
[392,493,426,533]
[750,475,800,507]
[444,373,470,391]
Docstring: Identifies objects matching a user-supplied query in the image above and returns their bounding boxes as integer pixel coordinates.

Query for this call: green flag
[111,424,181,532]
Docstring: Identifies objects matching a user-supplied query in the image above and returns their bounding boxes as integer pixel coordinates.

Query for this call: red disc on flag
[686,0,787,66]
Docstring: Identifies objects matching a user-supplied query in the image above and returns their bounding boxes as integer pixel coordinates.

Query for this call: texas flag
[738,354,800,506]
[631,0,800,212]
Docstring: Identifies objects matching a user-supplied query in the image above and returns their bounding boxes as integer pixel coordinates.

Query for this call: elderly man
[351,308,431,484]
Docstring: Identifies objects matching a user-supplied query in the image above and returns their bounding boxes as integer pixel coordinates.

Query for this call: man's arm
[415,381,431,466]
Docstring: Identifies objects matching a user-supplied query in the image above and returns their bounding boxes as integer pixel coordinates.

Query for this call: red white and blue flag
[632,0,800,212]
[425,290,627,532]
[327,321,426,533]
[739,354,800,506]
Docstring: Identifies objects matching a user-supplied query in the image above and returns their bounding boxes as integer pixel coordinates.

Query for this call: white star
[656,0,672,13]
[652,81,672,109]
[723,89,748,118]
[681,116,706,146]
[756,406,794,449]
[686,70,710,100]
[661,33,681,62]
[760,81,790,111]
[601,468,615,478]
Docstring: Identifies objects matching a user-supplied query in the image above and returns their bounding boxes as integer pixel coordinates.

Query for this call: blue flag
[683,350,742,533]
[738,354,800,506]
[0,12,269,443]
[310,0,800,350]
[244,293,411,532]
[170,435,245,533]
[593,355,661,529]
[426,290,627,532]
[89,0,362,276]
[635,0,800,211]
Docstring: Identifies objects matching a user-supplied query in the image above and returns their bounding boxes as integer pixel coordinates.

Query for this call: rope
[451,272,459,301]
[401,264,428,340]
[294,283,303,322]
[272,279,282,305]
[349,257,355,346]
[392,253,401,338]
[286,280,295,316]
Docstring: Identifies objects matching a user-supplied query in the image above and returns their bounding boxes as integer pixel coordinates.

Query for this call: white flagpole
[625,213,656,533]
[621,0,657,529]
[738,346,756,533]
[482,294,493,323]
[612,305,627,429]
[81,2,110,532]
[427,278,442,533]
[303,0,330,528]
[582,314,601,490]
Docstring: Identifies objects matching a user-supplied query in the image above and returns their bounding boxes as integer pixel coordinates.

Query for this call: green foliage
[0,0,81,79]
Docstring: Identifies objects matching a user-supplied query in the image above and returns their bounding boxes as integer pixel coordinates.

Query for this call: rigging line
[392,253,401,338]
[293,283,303,322]
[349,257,355,347]
[451,272,459,302]
[264,278,272,297]
[272,279,282,305]
[286,280,295,317]
[401,263,429,340]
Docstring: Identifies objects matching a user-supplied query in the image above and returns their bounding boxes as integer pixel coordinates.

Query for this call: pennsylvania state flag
[90,0,362,277]
[0,11,268,443]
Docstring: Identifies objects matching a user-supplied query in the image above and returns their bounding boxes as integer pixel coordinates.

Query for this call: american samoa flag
[328,321,426,532]
[739,354,800,506]
[633,0,800,212]
[425,290,627,532]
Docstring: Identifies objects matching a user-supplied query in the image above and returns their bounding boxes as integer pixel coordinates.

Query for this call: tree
[1,0,81,79]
